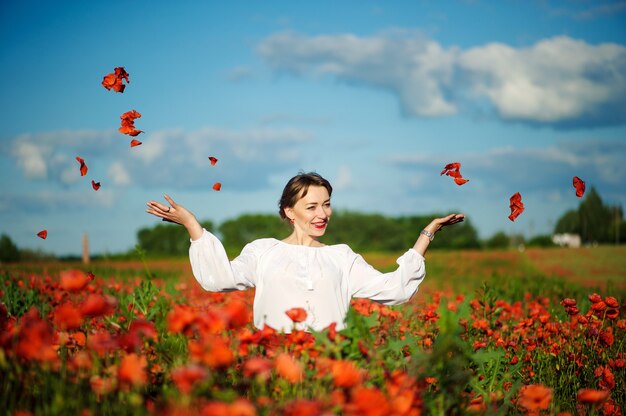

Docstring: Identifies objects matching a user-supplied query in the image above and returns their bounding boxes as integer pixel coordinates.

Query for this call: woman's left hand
[425,213,465,235]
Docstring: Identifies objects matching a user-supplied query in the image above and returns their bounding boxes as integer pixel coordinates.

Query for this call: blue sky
[1,0,625,255]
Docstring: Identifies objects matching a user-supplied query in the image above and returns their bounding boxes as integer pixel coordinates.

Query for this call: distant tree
[324,211,480,251]
[579,187,612,243]
[554,209,580,235]
[527,235,555,248]
[0,234,20,262]
[137,220,214,256]
[219,214,291,254]
[485,231,510,249]
[554,186,622,244]
[323,211,405,252]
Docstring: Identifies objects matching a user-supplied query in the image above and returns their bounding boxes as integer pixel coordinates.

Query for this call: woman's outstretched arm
[412,213,465,256]
[146,194,204,241]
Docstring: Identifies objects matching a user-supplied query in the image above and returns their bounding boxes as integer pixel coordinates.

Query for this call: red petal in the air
[76,156,88,176]
[573,176,586,198]
[208,156,218,166]
[119,110,143,136]
[102,67,129,93]
[213,182,222,191]
[440,162,461,176]
[130,139,142,147]
[508,192,524,222]
[91,180,101,191]
[441,162,470,185]
[37,230,48,239]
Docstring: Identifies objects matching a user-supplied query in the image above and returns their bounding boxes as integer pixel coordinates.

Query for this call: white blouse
[189,229,426,332]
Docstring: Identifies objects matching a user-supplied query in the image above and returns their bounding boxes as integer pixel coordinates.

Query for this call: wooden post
[82,233,90,265]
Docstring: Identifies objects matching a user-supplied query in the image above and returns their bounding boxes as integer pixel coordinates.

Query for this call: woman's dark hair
[278,172,333,220]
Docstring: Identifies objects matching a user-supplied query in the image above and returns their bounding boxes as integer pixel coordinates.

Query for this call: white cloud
[226,66,255,82]
[12,140,48,179]
[258,32,626,127]
[333,165,352,190]
[460,37,626,124]
[108,161,131,186]
[8,125,313,191]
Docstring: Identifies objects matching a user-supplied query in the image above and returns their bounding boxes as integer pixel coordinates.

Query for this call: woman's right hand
[146,195,204,240]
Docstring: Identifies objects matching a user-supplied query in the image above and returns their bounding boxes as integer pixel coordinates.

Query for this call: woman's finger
[164,194,176,208]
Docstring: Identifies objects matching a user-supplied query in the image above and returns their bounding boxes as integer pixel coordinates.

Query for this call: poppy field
[1,246,624,416]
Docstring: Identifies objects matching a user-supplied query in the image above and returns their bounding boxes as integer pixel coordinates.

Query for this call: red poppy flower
[119,110,143,136]
[213,182,222,191]
[517,384,552,412]
[588,293,602,303]
[605,309,619,319]
[243,357,273,381]
[91,180,101,190]
[79,294,116,317]
[347,387,391,416]
[53,302,84,330]
[76,156,88,176]
[208,156,218,166]
[16,308,59,363]
[275,353,303,383]
[561,298,577,307]
[37,230,48,239]
[331,359,363,388]
[102,67,129,93]
[167,305,197,334]
[508,192,524,222]
[283,400,323,416]
[171,365,207,394]
[130,139,142,147]
[60,269,94,292]
[285,307,307,323]
[118,353,148,388]
[188,336,234,369]
[577,388,610,404]
[573,176,586,198]
[604,296,619,308]
[128,319,158,342]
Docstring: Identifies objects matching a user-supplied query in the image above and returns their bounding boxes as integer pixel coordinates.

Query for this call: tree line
[134,211,480,257]
[1,186,623,263]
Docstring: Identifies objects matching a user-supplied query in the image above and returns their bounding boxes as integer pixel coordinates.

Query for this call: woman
[146,172,464,332]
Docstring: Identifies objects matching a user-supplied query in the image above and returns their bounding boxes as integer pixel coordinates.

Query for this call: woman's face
[285,185,332,237]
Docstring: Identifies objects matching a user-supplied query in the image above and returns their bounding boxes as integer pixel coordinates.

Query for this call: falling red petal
[454,177,470,185]
[213,182,222,191]
[102,67,129,93]
[91,180,101,191]
[37,230,48,239]
[573,176,586,198]
[76,156,88,176]
[208,156,218,166]
[440,162,461,176]
[130,139,142,147]
[119,110,143,136]
[508,192,525,222]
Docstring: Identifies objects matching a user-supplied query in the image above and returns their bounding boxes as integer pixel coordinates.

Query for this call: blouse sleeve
[189,229,257,292]
[348,248,426,305]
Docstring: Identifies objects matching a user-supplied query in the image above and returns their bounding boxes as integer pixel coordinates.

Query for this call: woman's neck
[282,232,324,247]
